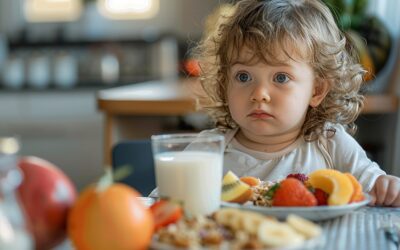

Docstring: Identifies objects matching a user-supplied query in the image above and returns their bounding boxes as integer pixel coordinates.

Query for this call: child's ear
[310,79,330,108]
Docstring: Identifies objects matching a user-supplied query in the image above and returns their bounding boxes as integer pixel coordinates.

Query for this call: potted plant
[323,0,393,92]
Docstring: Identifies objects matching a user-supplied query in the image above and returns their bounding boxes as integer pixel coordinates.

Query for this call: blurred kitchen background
[0,0,399,190]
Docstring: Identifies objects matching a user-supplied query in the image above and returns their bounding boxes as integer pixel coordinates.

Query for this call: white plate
[221,193,371,221]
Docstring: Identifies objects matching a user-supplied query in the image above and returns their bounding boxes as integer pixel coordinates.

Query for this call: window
[97,0,159,20]
[24,0,82,22]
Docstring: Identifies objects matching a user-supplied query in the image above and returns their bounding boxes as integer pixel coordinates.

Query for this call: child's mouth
[248,111,273,119]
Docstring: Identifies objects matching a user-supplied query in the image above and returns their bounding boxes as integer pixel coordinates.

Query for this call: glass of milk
[151,133,224,216]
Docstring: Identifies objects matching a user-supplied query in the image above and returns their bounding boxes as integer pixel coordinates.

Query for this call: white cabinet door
[0,90,104,190]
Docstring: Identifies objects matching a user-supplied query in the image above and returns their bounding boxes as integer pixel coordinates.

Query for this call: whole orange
[68,183,154,250]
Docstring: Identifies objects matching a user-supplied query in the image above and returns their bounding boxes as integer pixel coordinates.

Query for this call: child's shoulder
[320,123,362,152]
[323,123,354,140]
[199,128,234,136]
[198,128,224,135]
[199,128,237,144]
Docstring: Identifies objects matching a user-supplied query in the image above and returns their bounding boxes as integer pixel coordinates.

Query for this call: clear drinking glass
[0,137,33,249]
[151,133,224,216]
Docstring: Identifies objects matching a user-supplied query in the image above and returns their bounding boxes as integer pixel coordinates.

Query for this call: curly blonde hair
[194,0,365,140]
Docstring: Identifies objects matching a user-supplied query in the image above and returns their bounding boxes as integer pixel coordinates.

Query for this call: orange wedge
[240,176,261,187]
[308,169,354,206]
[345,173,365,203]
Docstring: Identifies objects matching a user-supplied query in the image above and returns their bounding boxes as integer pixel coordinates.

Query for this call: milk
[155,151,223,216]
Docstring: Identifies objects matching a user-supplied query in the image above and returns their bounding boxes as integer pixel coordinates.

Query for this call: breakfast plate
[221,193,371,221]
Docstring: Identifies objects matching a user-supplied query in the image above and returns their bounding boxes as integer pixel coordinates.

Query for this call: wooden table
[97,78,399,165]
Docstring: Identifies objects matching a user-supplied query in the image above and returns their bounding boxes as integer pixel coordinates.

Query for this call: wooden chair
[112,140,155,196]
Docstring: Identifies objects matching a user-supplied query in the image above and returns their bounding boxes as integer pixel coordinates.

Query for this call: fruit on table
[239,176,261,187]
[308,169,354,205]
[215,208,272,235]
[286,214,322,239]
[345,173,365,203]
[272,178,317,207]
[214,208,321,248]
[214,208,248,231]
[222,209,266,235]
[221,171,252,204]
[17,156,77,250]
[257,219,304,248]
[313,188,329,206]
[68,170,154,250]
[241,211,268,235]
[286,173,308,183]
[150,199,183,231]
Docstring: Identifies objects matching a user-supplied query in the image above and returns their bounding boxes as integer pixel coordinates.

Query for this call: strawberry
[150,199,183,230]
[272,178,317,207]
[313,188,328,206]
[286,173,308,183]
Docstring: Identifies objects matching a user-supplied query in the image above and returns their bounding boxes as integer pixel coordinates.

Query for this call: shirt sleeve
[326,124,386,192]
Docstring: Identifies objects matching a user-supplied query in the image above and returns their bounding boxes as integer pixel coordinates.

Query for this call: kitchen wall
[0,0,224,190]
[0,0,220,41]
[0,90,103,190]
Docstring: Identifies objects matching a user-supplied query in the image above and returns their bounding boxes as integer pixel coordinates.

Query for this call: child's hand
[369,175,400,207]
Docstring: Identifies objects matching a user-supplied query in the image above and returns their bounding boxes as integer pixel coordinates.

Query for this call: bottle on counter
[53,51,78,89]
[2,53,25,89]
[26,52,51,89]
[0,137,33,249]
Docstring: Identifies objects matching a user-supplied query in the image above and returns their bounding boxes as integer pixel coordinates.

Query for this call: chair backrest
[112,140,155,196]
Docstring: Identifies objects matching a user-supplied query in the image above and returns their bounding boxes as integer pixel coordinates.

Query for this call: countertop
[97,78,399,115]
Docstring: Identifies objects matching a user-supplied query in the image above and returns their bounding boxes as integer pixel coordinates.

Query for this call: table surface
[56,205,400,250]
[311,207,400,250]
[140,196,400,250]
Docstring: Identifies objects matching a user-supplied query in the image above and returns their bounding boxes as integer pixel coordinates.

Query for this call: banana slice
[258,220,305,247]
[214,208,243,230]
[241,211,268,235]
[286,214,322,239]
[228,214,244,231]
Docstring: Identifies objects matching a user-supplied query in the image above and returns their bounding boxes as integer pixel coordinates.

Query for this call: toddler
[194,0,400,206]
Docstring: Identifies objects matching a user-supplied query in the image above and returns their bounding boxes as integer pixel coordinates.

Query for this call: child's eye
[274,73,290,84]
[235,72,252,83]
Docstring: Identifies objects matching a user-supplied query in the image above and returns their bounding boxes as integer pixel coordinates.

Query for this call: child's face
[227,46,317,138]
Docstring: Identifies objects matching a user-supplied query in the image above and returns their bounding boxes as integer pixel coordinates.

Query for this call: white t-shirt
[200,124,385,192]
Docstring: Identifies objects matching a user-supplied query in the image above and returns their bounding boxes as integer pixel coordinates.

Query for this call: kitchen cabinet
[1,37,176,90]
[0,89,104,190]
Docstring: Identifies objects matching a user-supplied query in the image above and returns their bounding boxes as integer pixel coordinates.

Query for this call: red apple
[17,156,77,250]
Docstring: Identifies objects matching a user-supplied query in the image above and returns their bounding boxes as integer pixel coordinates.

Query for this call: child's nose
[251,84,271,103]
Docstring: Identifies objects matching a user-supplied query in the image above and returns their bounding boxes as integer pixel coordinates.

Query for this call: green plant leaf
[322,0,369,30]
